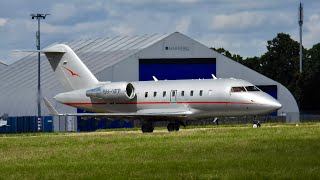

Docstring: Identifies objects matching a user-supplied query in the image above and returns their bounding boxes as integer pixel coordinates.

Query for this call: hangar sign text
[165,46,190,51]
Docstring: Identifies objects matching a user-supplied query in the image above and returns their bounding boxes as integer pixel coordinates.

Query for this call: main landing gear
[167,121,186,132]
[141,121,154,133]
[141,121,186,133]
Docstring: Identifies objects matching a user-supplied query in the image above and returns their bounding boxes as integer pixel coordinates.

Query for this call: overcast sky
[0,0,319,64]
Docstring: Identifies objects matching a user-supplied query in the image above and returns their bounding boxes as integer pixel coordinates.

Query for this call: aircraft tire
[141,123,154,133]
[174,123,180,131]
[167,123,175,132]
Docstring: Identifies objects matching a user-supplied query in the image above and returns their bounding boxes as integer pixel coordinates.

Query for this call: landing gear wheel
[167,123,175,132]
[253,123,261,128]
[141,122,154,133]
[252,119,261,128]
[167,122,180,132]
[174,123,180,131]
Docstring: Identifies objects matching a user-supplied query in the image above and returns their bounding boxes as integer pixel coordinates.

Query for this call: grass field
[0,123,319,179]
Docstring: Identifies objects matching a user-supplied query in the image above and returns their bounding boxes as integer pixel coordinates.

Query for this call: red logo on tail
[64,67,80,77]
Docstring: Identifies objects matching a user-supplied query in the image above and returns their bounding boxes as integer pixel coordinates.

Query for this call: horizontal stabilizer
[14,46,66,53]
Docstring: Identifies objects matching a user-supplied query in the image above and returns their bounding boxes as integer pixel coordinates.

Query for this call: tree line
[211,33,320,113]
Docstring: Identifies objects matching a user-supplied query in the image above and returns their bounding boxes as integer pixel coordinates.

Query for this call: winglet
[152,76,158,81]
[43,97,60,116]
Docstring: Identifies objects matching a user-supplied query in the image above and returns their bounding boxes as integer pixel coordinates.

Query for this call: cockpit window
[231,87,246,92]
[245,86,260,91]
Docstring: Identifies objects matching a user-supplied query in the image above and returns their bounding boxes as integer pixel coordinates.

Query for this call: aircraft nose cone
[273,101,282,110]
[275,101,282,110]
[268,98,282,111]
[257,93,282,113]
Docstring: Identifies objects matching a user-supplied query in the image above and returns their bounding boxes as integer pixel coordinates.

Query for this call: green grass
[0,124,319,179]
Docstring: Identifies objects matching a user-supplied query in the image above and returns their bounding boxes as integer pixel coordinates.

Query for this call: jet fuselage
[54,78,282,119]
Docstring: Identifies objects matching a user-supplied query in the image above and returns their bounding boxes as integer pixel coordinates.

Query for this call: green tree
[258,33,307,103]
[299,43,320,111]
[242,56,261,71]
[259,33,300,85]
[211,47,243,62]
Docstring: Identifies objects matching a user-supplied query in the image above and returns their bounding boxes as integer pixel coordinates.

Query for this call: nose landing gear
[253,118,261,128]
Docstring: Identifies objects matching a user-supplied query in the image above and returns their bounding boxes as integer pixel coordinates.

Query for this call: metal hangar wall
[0,61,7,71]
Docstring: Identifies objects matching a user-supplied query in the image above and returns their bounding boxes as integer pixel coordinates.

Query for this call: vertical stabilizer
[43,44,99,91]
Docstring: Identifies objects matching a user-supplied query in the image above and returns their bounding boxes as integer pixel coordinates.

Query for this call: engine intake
[86,82,135,102]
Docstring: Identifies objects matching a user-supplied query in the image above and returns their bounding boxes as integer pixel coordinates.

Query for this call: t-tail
[18,44,99,91]
[44,44,99,91]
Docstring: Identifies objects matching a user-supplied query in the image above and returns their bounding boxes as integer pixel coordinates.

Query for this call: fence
[0,114,319,133]
[0,116,53,134]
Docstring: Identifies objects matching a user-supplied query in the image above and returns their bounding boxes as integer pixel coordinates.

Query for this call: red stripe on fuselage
[64,101,255,105]
[177,102,254,105]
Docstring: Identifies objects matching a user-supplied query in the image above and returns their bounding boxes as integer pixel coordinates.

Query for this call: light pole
[30,13,50,132]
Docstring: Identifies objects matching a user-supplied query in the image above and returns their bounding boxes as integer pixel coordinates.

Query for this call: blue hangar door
[139,58,216,81]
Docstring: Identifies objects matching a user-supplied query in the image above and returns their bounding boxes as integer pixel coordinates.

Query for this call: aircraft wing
[43,97,192,117]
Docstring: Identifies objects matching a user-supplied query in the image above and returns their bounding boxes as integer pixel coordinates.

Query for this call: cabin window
[181,91,185,96]
[200,90,203,96]
[190,90,194,96]
[154,92,157,97]
[163,91,166,97]
[172,91,176,97]
[245,86,260,92]
[145,92,148,98]
[231,87,246,92]
[208,90,213,96]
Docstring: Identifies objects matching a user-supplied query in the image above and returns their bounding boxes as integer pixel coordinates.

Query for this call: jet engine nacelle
[86,82,135,102]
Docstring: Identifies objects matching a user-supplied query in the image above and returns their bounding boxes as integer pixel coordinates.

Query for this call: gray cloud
[210,11,294,31]
[304,14,320,48]
[0,18,7,27]
[0,0,319,64]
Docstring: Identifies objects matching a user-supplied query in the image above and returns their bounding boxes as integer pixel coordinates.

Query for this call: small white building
[0,32,299,126]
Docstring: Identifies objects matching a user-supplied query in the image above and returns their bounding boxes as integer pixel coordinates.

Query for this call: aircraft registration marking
[103,89,120,94]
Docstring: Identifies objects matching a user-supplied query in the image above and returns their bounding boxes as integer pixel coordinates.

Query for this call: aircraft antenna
[152,76,158,81]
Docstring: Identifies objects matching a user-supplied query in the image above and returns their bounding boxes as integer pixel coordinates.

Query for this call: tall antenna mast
[298,2,303,73]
